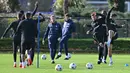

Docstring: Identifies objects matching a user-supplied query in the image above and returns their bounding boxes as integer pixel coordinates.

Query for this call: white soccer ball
[41,54,47,60]
[68,53,71,58]
[86,63,93,69]
[69,63,77,69]
[55,64,62,71]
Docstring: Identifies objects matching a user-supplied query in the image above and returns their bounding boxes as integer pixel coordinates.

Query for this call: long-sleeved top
[1,19,21,39]
[43,22,62,40]
[1,4,38,39]
[62,19,76,37]
[16,19,37,42]
[88,18,107,35]
[106,7,122,32]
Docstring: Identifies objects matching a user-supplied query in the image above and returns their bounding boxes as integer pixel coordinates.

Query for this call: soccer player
[1,13,23,67]
[87,12,107,64]
[42,15,62,64]
[1,2,38,68]
[97,10,108,64]
[106,4,122,66]
[56,13,76,60]
[16,12,38,68]
[28,13,45,64]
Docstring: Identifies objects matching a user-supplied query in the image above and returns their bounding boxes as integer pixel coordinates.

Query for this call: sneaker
[56,55,61,59]
[13,64,17,68]
[97,60,102,64]
[19,64,22,68]
[28,58,32,66]
[104,61,107,64]
[64,58,69,60]
[21,66,26,69]
[109,61,113,66]
[51,61,55,64]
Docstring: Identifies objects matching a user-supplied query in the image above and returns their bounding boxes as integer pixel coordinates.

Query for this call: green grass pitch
[0,54,129,73]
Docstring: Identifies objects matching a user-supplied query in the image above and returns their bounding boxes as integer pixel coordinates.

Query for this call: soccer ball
[55,64,62,71]
[69,63,77,69]
[68,53,71,58]
[86,63,93,69]
[41,54,46,60]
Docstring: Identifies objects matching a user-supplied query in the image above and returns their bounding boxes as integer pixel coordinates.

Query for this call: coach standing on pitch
[42,15,62,64]
[56,13,76,60]
[16,12,37,68]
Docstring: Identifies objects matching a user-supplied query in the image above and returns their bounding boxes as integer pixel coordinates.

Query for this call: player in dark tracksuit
[106,6,122,66]
[16,13,38,68]
[96,11,108,64]
[42,15,62,64]
[56,13,76,60]
[87,12,107,64]
[18,2,39,65]
[1,2,38,68]
[1,13,23,67]
[28,13,45,64]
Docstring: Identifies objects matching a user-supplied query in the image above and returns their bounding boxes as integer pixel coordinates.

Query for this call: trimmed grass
[0,54,129,73]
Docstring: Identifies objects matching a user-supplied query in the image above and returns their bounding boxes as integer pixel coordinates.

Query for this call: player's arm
[1,22,13,38]
[36,13,45,22]
[106,7,115,24]
[43,25,50,40]
[42,25,50,45]
[114,24,122,28]
[96,13,105,18]
[31,1,38,17]
[16,21,22,35]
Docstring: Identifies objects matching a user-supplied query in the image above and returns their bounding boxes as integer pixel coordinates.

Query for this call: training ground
[0,54,129,73]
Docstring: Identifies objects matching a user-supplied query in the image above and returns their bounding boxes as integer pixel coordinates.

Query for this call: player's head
[91,12,97,21]
[19,10,24,15]
[101,10,107,16]
[25,12,31,19]
[50,15,56,23]
[64,13,70,21]
[17,12,23,20]
[111,13,117,19]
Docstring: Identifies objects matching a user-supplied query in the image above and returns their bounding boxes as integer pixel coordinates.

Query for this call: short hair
[17,12,23,19]
[25,12,31,18]
[111,13,117,17]
[91,12,96,16]
[19,10,24,15]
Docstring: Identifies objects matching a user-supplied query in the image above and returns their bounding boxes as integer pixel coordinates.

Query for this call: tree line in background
[0,0,129,38]
[0,0,126,13]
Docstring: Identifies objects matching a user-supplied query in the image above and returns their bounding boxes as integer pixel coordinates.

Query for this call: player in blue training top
[56,13,76,60]
[42,15,62,64]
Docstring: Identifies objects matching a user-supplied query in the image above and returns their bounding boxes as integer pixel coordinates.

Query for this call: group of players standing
[1,2,76,68]
[0,2,122,68]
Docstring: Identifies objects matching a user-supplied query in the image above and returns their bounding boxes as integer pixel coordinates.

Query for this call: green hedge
[0,38,130,52]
